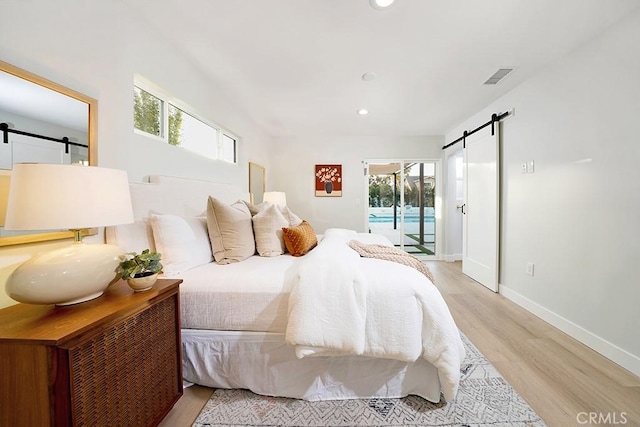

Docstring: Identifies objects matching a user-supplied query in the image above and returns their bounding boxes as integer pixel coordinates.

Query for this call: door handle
[457,204,466,214]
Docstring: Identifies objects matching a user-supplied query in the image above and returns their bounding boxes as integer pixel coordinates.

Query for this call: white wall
[445,9,640,375]
[271,135,443,233]
[0,1,273,183]
[0,0,273,307]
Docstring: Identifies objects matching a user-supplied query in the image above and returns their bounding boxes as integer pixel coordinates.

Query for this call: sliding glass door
[366,160,437,258]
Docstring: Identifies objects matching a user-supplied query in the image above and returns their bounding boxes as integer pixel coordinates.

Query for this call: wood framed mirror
[248,162,265,204]
[0,60,98,246]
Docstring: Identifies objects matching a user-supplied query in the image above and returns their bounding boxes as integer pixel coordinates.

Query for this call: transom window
[133,77,237,163]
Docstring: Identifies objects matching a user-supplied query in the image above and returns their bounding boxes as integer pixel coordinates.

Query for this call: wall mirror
[248,162,265,204]
[0,60,98,246]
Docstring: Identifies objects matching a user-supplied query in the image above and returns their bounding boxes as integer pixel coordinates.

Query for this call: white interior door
[462,126,500,292]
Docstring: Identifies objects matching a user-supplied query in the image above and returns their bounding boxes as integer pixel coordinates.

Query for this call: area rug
[193,334,546,426]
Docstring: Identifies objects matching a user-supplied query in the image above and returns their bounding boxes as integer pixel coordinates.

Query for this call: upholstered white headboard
[106,175,249,253]
[129,175,249,220]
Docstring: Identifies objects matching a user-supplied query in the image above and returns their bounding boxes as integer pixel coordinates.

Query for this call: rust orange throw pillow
[282,220,318,256]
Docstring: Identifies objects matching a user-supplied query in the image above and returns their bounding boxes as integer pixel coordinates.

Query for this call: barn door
[462,126,500,292]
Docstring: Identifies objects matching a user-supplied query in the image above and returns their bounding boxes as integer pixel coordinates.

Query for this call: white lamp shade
[4,164,134,305]
[263,191,287,207]
[5,163,134,230]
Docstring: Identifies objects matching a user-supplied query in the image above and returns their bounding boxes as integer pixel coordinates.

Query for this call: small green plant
[118,249,163,280]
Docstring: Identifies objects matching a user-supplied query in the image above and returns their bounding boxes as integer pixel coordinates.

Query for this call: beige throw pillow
[252,204,290,257]
[242,200,268,216]
[206,197,255,264]
[243,200,302,226]
[281,206,303,226]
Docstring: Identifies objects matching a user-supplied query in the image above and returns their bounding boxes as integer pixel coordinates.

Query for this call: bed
[106,175,465,403]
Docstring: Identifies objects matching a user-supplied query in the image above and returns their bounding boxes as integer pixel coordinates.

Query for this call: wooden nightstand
[0,278,183,427]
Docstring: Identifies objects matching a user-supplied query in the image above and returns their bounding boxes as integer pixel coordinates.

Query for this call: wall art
[315,164,342,197]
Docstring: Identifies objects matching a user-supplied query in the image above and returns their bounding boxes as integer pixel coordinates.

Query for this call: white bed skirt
[181,329,442,402]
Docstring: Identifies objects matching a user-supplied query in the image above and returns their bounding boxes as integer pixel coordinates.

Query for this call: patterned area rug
[193,334,546,426]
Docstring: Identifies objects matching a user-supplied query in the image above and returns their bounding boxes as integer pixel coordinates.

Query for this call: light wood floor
[159,261,640,427]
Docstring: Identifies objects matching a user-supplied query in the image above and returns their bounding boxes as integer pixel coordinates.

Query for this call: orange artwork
[315,164,342,197]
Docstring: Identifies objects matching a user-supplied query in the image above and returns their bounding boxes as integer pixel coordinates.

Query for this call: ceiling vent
[484,68,514,85]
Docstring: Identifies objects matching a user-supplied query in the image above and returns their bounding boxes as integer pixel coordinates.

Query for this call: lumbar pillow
[149,214,213,275]
[206,196,255,264]
[282,220,318,256]
[252,204,289,257]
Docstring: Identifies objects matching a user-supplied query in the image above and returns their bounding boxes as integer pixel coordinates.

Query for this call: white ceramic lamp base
[6,243,124,306]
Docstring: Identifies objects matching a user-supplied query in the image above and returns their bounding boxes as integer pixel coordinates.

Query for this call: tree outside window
[133,81,238,163]
[133,86,162,137]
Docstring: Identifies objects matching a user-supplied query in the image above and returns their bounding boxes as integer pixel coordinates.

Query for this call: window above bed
[133,76,237,164]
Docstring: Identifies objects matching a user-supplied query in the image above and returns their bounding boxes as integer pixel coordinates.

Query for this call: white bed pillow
[252,203,290,257]
[149,214,213,275]
[206,197,256,264]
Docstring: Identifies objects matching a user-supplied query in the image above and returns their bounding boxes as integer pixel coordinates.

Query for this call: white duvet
[285,229,465,401]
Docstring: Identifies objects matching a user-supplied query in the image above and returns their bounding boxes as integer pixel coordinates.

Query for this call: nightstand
[0,278,183,427]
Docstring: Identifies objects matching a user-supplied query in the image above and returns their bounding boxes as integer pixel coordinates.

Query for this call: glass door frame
[363,158,442,260]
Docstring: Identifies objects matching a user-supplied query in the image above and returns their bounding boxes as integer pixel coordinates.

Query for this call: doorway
[365,160,439,259]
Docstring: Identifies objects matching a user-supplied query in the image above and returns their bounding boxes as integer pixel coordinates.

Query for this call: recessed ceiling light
[361,72,378,81]
[369,0,395,10]
[357,109,369,115]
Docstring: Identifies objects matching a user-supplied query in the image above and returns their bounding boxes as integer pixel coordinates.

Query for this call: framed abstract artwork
[315,164,342,197]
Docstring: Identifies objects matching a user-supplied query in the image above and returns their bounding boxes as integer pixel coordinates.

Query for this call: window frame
[220,132,237,164]
[133,84,166,142]
[133,75,239,164]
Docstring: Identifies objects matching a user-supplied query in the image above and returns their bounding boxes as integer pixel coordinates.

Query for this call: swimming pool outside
[368,214,434,223]
[368,207,436,255]
[368,207,435,223]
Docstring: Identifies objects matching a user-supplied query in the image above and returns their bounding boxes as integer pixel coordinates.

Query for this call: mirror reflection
[0,71,89,169]
[249,162,265,204]
[0,60,97,246]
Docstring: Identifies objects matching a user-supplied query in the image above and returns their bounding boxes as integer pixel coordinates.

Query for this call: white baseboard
[443,253,462,262]
[500,286,640,377]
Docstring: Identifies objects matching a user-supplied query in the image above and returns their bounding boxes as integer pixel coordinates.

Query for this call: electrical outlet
[526,262,535,276]
[527,160,535,173]
[521,162,528,173]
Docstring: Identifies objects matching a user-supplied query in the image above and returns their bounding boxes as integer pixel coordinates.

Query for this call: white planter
[127,273,158,292]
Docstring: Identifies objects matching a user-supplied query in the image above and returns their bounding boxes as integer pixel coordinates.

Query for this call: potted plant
[118,249,163,292]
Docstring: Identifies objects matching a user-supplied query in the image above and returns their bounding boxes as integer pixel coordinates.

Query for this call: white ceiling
[9,1,636,139]
[120,0,640,138]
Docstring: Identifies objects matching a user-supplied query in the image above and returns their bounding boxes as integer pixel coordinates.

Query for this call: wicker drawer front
[68,296,179,427]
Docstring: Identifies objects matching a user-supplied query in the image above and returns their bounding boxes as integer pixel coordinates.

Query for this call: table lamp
[4,163,134,305]
[263,191,287,207]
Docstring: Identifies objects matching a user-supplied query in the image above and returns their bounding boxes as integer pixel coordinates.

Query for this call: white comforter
[285,229,465,401]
